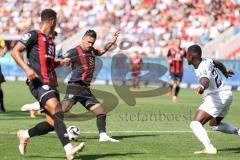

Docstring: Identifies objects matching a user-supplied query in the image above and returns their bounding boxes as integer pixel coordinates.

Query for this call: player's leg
[88,103,119,142]
[132,74,136,89]
[62,99,75,113]
[209,95,240,135]
[210,117,239,135]
[190,110,217,154]
[44,97,84,159]
[17,110,55,155]
[172,74,182,103]
[0,83,5,112]
[21,101,40,111]
[78,85,119,142]
[168,74,174,96]
[136,75,140,89]
[21,101,41,118]
[0,66,5,112]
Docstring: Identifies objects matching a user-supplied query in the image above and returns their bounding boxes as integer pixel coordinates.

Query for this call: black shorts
[170,73,183,82]
[63,81,99,110]
[27,79,59,111]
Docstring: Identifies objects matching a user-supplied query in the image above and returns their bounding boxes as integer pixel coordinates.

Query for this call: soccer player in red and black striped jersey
[130,51,143,89]
[167,39,186,103]
[11,9,84,160]
[61,29,119,142]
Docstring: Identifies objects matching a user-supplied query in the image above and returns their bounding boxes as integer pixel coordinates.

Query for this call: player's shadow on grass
[218,147,240,153]
[81,134,159,140]
[76,152,144,160]
[27,152,144,160]
[27,155,65,159]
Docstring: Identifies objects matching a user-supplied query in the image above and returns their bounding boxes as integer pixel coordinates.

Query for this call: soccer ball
[67,126,80,140]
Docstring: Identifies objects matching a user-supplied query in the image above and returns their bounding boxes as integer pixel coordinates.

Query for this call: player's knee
[61,100,73,113]
[90,103,105,114]
[190,121,201,129]
[53,111,64,120]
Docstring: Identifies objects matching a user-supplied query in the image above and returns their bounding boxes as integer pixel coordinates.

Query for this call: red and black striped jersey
[130,55,142,73]
[19,30,57,87]
[67,46,100,86]
[167,48,186,74]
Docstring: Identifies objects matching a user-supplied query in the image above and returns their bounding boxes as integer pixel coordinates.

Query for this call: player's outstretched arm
[96,31,119,56]
[213,60,234,78]
[11,42,38,80]
[54,57,71,68]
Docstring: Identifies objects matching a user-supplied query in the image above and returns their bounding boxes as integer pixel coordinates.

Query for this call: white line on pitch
[0,130,215,135]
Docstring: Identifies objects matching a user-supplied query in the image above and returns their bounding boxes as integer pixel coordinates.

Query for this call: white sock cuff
[64,143,73,155]
[190,121,201,129]
[23,130,30,139]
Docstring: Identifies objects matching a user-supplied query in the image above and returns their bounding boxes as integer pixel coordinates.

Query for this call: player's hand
[196,86,204,95]
[25,68,38,80]
[60,58,71,67]
[225,69,234,78]
[111,31,119,44]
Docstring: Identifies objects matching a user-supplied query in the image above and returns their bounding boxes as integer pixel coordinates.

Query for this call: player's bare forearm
[98,31,119,56]
[196,77,209,94]
[213,60,234,78]
[213,60,227,77]
[55,58,71,68]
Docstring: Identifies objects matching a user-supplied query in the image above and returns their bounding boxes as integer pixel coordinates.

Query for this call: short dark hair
[187,44,202,58]
[41,9,57,22]
[83,30,97,39]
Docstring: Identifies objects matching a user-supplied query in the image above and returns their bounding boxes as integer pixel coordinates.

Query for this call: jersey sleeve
[65,48,76,59]
[19,30,37,48]
[198,58,214,79]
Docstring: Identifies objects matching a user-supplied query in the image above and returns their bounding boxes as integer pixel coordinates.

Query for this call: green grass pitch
[0,81,240,160]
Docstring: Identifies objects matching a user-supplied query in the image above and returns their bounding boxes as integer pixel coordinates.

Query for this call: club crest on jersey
[21,33,31,42]
[42,85,50,90]
[68,94,74,99]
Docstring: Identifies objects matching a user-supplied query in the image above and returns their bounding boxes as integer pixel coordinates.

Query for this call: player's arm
[0,39,7,57]
[196,77,209,94]
[11,42,38,80]
[213,60,234,78]
[166,50,172,63]
[54,50,72,68]
[54,57,71,68]
[95,31,119,56]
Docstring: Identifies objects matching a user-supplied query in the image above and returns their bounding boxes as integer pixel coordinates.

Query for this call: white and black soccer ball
[66,126,80,140]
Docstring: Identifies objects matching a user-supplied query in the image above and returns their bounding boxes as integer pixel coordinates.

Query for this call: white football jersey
[195,58,229,96]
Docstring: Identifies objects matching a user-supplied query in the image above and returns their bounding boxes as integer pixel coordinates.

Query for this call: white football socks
[23,130,30,139]
[64,143,73,155]
[190,121,214,150]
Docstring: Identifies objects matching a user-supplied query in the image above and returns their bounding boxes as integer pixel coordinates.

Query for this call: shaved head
[186,44,202,66]
[187,45,202,59]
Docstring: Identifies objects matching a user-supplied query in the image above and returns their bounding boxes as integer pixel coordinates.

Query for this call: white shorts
[198,90,232,118]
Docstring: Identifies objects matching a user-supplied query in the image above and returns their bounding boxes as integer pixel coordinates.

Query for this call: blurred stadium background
[0,0,240,87]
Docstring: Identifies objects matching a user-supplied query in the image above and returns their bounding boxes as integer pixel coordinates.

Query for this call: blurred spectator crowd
[0,0,240,57]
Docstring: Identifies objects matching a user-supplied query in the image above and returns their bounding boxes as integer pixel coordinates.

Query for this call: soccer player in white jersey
[186,44,239,154]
